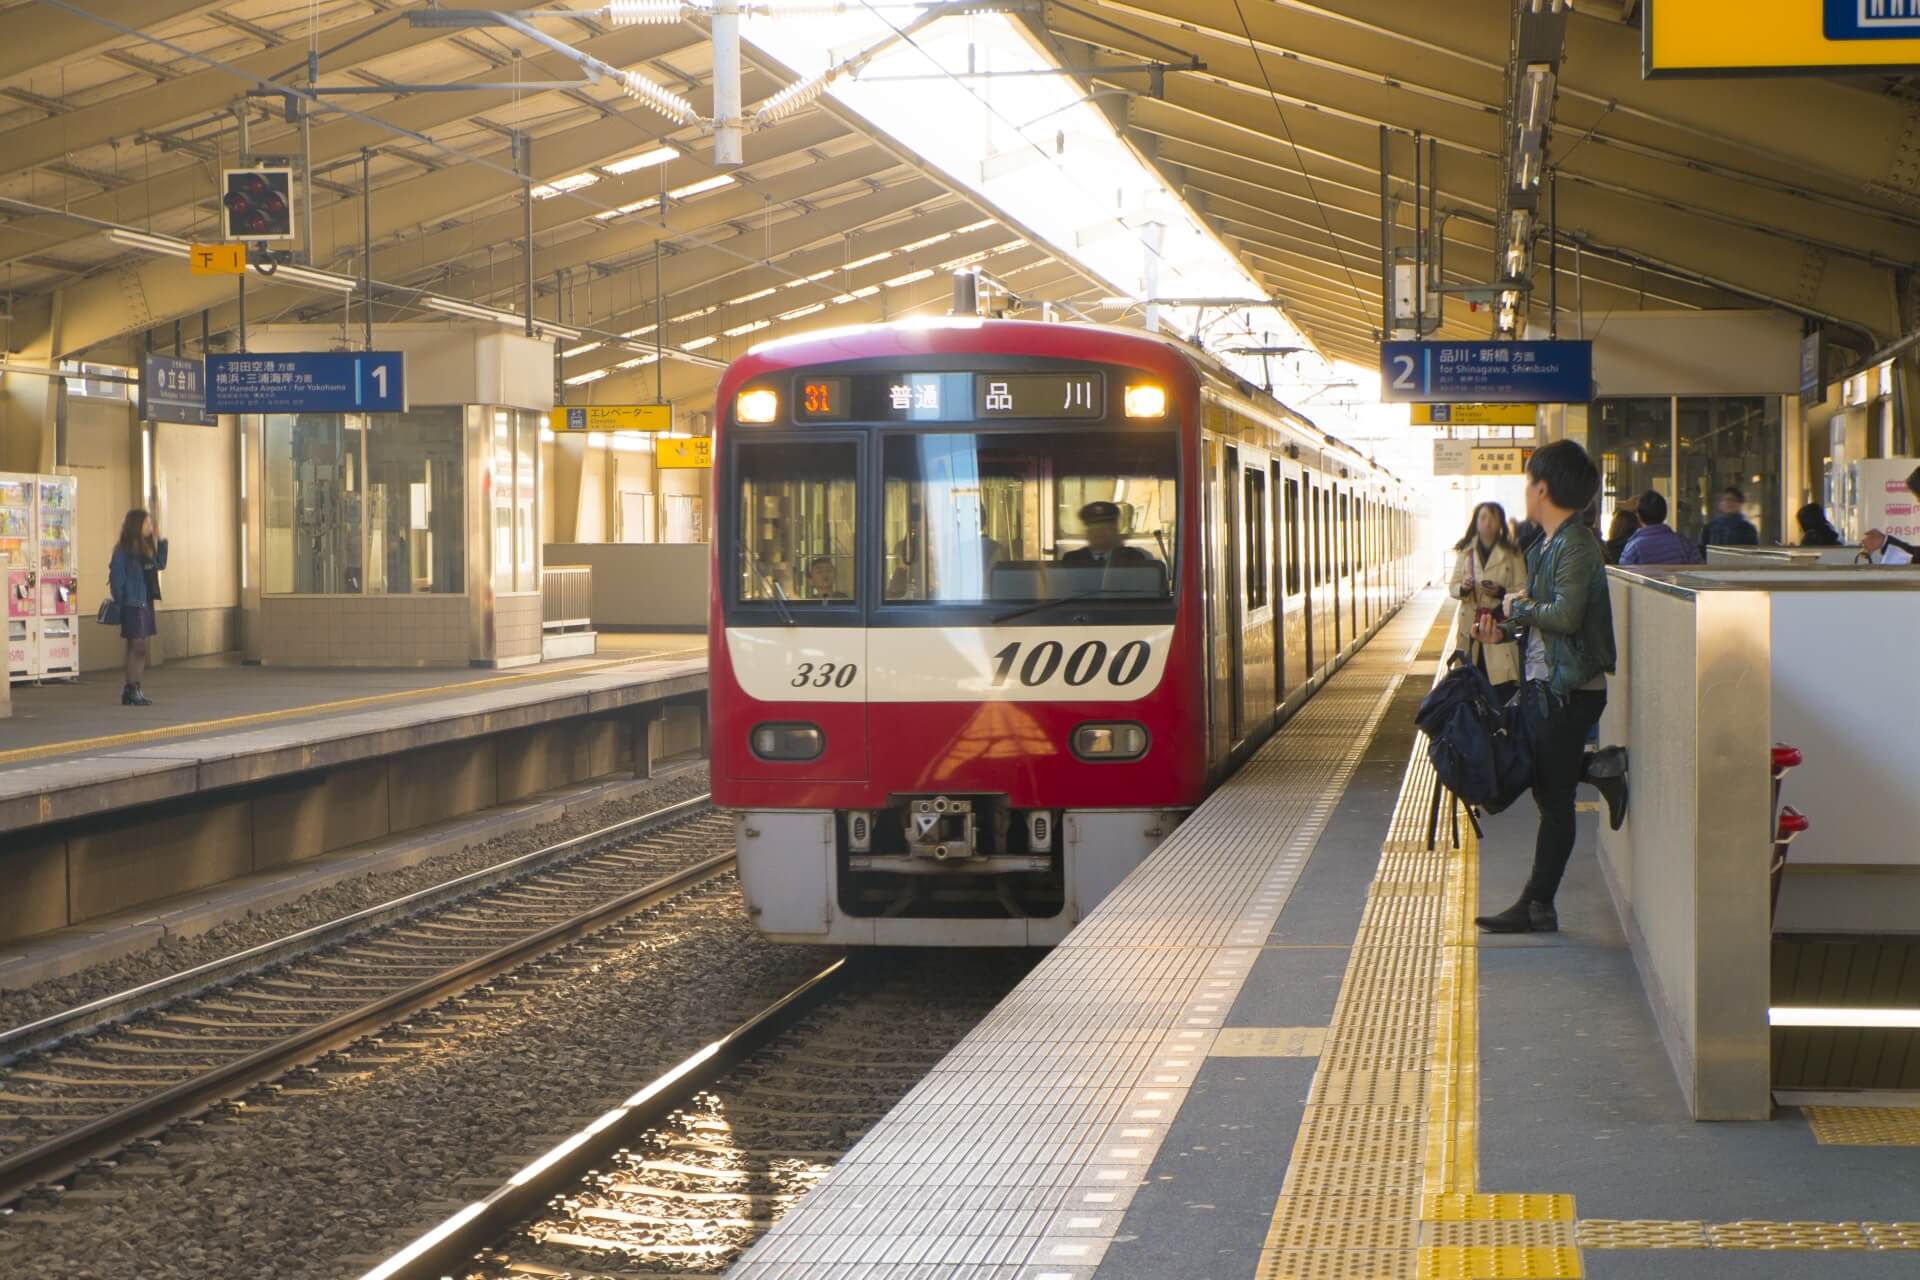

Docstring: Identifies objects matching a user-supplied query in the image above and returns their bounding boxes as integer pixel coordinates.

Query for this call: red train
[709,318,1418,945]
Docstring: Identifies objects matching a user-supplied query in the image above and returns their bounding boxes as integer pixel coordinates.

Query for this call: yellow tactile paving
[1416,1245,1583,1278]
[1805,1105,1920,1146]
[1707,1220,1875,1250]
[1577,1220,1710,1248]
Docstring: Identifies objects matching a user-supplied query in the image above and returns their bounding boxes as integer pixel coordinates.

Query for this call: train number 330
[791,662,859,688]
[990,639,1151,689]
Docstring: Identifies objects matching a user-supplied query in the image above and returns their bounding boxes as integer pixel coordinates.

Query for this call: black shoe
[121,684,135,706]
[128,684,153,707]
[1475,898,1558,933]
[1591,774,1628,831]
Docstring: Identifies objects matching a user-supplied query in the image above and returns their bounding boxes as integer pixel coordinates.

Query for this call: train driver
[1063,501,1156,567]
[805,555,847,599]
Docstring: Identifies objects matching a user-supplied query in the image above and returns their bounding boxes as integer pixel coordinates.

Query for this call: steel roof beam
[0,0,221,85]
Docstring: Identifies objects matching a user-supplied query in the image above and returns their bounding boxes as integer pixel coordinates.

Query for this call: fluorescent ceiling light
[883,268,934,288]
[728,287,778,306]
[669,174,736,200]
[535,320,585,341]
[604,146,679,175]
[564,368,609,385]
[841,251,892,271]
[264,263,360,293]
[778,302,827,321]
[595,197,659,221]
[723,319,772,336]
[106,228,192,259]
[563,341,603,358]
[1771,1007,1920,1029]
[532,172,600,200]
[422,296,523,325]
[681,335,717,349]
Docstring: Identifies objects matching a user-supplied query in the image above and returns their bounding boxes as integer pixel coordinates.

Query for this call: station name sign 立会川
[1378,341,1592,405]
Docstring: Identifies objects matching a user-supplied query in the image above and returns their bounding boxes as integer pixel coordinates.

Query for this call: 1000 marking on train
[724,625,1175,703]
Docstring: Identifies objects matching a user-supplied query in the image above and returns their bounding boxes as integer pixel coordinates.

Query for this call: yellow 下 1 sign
[656,438,712,469]
[189,244,246,275]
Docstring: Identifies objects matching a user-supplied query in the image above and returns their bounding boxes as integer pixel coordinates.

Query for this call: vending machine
[0,471,80,683]
[1841,458,1919,552]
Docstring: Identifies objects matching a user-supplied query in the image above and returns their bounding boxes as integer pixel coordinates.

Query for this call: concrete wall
[544,542,708,628]
[261,594,469,665]
[0,698,706,944]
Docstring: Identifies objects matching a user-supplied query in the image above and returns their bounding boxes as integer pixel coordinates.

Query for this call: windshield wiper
[991,586,1154,625]
[746,557,796,626]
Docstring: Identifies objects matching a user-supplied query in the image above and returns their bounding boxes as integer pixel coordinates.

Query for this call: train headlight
[751,722,823,760]
[1071,722,1149,761]
[1123,383,1167,419]
[735,386,779,423]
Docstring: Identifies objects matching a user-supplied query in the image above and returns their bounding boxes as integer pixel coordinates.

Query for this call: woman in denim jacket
[107,508,168,706]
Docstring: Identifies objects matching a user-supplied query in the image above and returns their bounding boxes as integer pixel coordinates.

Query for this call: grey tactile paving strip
[730,594,1445,1280]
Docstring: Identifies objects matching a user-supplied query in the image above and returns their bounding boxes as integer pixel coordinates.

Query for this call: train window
[1283,478,1300,596]
[734,439,858,605]
[880,430,1176,605]
[1338,492,1349,577]
[1244,468,1268,611]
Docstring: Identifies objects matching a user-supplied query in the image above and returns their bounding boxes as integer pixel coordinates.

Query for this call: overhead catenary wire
[1225,0,1371,320]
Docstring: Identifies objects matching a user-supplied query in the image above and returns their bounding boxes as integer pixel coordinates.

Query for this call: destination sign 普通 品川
[205,352,405,414]
[1379,341,1592,405]
[792,372,1109,422]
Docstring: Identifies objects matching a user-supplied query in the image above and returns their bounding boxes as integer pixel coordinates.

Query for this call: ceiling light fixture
[105,228,192,259]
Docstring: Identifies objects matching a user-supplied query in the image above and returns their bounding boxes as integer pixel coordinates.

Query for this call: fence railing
[542,565,593,632]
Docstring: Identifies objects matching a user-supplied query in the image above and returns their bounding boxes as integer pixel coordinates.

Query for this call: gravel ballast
[1,882,839,1280]
[0,765,711,1033]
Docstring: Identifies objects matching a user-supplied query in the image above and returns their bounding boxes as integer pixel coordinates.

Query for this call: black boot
[128,684,152,707]
[1475,898,1558,933]
[121,683,135,706]
[1584,747,1629,831]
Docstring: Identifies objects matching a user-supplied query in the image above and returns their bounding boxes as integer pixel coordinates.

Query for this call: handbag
[96,597,121,626]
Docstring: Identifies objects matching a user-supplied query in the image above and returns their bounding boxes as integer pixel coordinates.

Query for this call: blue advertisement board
[1378,340,1592,404]
[205,351,406,414]
[141,353,215,425]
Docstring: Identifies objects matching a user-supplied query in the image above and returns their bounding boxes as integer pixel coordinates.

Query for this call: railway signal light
[221,168,295,241]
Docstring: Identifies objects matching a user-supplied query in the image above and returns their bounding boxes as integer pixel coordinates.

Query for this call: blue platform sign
[1378,340,1592,404]
[141,353,214,425]
[205,351,406,414]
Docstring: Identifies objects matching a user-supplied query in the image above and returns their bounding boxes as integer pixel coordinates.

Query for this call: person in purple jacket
[1616,490,1702,567]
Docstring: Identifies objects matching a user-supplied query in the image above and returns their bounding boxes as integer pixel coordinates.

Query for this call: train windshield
[735,439,858,605]
[881,430,1177,606]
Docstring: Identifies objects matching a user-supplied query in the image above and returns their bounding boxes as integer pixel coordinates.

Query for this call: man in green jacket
[1471,440,1628,933]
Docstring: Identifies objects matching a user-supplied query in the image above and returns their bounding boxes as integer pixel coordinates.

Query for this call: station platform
[735,591,1920,1279]
[0,634,708,957]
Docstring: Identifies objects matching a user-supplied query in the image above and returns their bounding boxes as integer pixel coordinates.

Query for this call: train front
[709,319,1205,946]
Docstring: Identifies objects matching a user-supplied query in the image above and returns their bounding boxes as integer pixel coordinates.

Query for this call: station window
[263,413,367,594]
[735,439,858,604]
[1244,467,1268,611]
[366,406,464,594]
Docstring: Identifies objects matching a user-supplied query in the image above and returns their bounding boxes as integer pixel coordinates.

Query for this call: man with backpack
[1470,440,1628,933]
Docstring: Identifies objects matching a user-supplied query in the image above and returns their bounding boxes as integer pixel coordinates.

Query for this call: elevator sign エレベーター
[550,405,672,433]
[1645,1,1920,76]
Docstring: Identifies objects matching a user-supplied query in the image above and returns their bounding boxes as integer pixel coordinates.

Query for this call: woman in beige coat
[1450,501,1528,699]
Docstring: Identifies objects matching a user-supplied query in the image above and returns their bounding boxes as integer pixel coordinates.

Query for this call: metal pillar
[712,0,743,168]
[361,149,374,351]
[1378,126,1391,340]
[517,133,534,338]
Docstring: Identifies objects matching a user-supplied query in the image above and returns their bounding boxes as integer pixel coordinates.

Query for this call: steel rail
[0,793,713,1066]
[0,810,733,1206]
[356,958,851,1280]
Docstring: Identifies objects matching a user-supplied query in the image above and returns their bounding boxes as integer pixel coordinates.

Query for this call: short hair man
[1062,501,1155,566]
[1701,484,1760,550]
[1471,440,1628,933]
[1861,464,1920,562]
[1617,489,1702,567]
[805,555,844,599]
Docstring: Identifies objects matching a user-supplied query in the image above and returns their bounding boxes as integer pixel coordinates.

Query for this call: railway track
[0,795,733,1206]
[361,951,1031,1280]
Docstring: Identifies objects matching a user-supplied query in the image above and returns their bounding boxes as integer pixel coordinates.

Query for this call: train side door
[1239,449,1275,733]
[1223,443,1245,744]
[1275,461,1305,704]
[1201,433,1231,769]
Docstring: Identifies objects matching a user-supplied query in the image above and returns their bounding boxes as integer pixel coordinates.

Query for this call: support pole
[361,149,374,351]
[654,249,665,404]
[1378,126,1391,341]
[1413,131,1423,340]
[237,275,247,354]
[1426,134,1438,336]
[518,133,534,339]
[301,53,316,266]
[712,0,743,168]
[1549,170,1559,340]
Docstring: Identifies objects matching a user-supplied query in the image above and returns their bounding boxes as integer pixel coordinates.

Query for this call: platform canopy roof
[0,0,1915,414]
